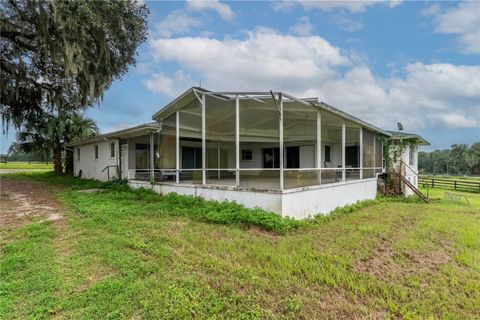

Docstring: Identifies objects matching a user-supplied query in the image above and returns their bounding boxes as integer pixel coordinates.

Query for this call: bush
[104,178,130,192]
[157,193,304,234]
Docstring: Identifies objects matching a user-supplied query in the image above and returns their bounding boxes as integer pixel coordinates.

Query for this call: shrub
[104,178,130,191]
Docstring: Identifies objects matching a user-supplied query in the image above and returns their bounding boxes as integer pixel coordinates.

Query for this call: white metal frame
[144,90,384,191]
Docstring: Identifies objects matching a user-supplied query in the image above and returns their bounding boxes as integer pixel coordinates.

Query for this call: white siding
[74,140,119,181]
[401,145,419,196]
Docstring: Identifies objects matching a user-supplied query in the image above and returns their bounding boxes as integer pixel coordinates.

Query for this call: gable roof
[384,130,430,146]
[152,86,389,135]
[67,122,161,147]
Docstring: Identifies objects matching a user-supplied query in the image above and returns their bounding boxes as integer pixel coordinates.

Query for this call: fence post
[432,179,434,188]
[454,181,457,190]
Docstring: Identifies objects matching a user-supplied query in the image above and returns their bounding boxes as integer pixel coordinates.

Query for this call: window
[110,142,115,158]
[77,148,80,161]
[324,145,331,162]
[241,149,253,161]
[262,148,280,168]
[94,145,98,159]
[409,146,415,166]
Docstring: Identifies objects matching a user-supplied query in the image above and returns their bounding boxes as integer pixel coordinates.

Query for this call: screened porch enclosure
[132,91,383,191]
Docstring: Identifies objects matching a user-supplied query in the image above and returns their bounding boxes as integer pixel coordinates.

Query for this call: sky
[1,0,479,153]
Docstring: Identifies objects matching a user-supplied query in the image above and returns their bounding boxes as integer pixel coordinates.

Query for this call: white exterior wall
[282,179,377,219]
[129,178,377,220]
[74,140,119,181]
[401,145,418,196]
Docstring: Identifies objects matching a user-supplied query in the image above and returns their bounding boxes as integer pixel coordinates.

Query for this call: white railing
[131,166,383,191]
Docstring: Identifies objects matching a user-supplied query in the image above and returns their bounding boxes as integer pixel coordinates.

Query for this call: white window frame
[110,142,115,158]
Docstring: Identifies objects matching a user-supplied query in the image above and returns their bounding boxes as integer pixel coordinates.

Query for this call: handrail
[101,165,118,173]
[102,165,119,181]
[400,159,418,176]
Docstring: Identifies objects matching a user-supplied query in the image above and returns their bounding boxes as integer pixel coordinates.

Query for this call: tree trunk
[52,143,63,175]
[65,148,74,176]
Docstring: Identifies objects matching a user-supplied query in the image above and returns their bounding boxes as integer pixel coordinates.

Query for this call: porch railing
[130,167,384,191]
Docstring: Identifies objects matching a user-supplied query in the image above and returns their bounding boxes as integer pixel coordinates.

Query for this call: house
[70,87,429,219]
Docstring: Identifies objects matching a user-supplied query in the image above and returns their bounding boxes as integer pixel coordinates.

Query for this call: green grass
[1,172,479,319]
[0,161,53,170]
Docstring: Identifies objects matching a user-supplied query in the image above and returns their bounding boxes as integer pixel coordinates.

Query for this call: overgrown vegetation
[380,135,421,193]
[1,172,479,319]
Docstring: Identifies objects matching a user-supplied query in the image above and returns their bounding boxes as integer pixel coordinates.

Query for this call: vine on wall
[380,135,421,192]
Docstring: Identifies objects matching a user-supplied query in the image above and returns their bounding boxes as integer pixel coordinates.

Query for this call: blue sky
[1,0,479,153]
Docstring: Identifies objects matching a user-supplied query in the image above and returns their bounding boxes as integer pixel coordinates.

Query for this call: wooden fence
[419,176,480,193]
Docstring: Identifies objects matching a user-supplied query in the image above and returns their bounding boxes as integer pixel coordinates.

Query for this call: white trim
[279,93,284,191]
[316,110,321,184]
[342,121,346,182]
[360,127,363,179]
[201,93,206,185]
[176,111,180,183]
[235,95,240,187]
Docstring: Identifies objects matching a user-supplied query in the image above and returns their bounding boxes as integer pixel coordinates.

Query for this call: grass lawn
[1,172,479,319]
[0,161,53,170]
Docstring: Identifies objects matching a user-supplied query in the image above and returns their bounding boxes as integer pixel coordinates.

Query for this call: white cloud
[146,29,480,131]
[155,11,202,38]
[187,0,234,21]
[328,12,363,32]
[272,0,402,13]
[420,3,441,16]
[135,63,151,75]
[431,113,478,128]
[149,27,349,92]
[432,1,480,54]
[319,63,480,130]
[290,16,313,35]
[143,71,193,97]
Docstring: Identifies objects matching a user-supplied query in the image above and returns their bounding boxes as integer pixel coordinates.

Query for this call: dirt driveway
[0,178,65,230]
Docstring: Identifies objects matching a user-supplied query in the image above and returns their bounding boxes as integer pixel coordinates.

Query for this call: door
[182,147,202,169]
[286,146,300,168]
[345,146,359,167]
[135,144,149,169]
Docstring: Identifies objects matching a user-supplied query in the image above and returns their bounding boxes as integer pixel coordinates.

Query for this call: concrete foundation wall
[129,178,377,219]
[281,179,377,219]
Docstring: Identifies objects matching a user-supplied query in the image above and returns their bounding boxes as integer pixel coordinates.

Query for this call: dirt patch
[247,225,281,239]
[0,178,65,230]
[354,235,452,281]
[300,289,364,319]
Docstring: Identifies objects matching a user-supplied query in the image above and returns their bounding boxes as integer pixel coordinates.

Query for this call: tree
[17,112,99,174]
[418,142,480,175]
[449,144,475,175]
[1,0,148,129]
[64,113,99,175]
[468,142,480,175]
[6,141,48,162]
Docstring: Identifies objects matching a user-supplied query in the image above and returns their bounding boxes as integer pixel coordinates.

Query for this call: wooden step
[398,174,429,203]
